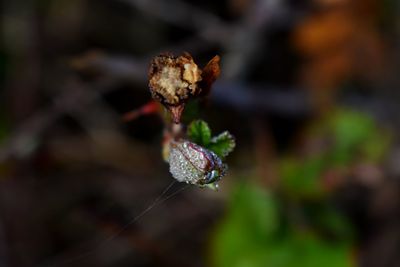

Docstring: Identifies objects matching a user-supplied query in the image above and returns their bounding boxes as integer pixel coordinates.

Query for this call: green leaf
[279,157,326,199]
[287,233,353,267]
[210,182,279,267]
[209,131,236,158]
[331,110,374,150]
[187,120,235,159]
[187,120,212,146]
[209,182,354,267]
[323,109,390,165]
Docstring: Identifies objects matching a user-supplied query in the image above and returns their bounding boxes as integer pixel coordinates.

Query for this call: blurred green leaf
[361,130,391,162]
[287,233,353,267]
[210,183,353,267]
[209,131,236,158]
[211,183,278,267]
[280,157,326,198]
[304,203,354,241]
[188,120,212,146]
[331,110,374,149]
[328,109,383,165]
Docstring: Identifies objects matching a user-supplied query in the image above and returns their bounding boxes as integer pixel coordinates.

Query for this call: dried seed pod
[148,53,202,123]
[168,140,227,186]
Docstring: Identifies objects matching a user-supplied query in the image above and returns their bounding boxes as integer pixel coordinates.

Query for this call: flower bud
[168,140,226,186]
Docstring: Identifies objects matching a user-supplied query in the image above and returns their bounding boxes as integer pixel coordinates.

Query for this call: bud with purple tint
[168,140,227,187]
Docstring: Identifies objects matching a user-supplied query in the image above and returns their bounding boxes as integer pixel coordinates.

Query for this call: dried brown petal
[148,53,202,107]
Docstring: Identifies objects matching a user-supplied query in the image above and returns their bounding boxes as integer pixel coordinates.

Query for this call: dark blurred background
[1,0,400,266]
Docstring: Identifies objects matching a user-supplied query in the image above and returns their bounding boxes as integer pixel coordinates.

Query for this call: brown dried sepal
[148,52,220,123]
[199,55,221,97]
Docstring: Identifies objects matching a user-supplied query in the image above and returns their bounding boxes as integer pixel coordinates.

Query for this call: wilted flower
[148,53,202,123]
[148,52,220,123]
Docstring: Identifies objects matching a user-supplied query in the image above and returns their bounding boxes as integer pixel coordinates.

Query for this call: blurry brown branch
[118,0,297,80]
[70,51,147,81]
[211,81,311,115]
[0,77,144,166]
[223,0,288,79]
[118,0,232,44]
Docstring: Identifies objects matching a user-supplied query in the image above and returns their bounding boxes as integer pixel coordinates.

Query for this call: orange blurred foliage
[293,0,387,112]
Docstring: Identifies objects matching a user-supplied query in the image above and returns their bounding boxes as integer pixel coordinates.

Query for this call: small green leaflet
[187,120,211,146]
[208,131,235,158]
[187,120,235,159]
